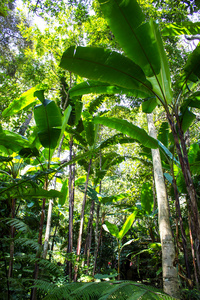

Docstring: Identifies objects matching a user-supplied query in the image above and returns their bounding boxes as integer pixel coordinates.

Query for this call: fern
[38,259,62,275]
[15,238,40,251]
[4,218,31,233]
[31,279,55,294]
[39,281,177,300]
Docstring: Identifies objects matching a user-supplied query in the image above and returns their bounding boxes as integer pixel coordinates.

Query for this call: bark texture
[74,159,92,281]
[147,113,179,298]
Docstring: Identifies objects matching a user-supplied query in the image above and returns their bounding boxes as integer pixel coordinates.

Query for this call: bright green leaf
[93,117,158,149]
[141,182,154,215]
[98,0,161,77]
[103,221,119,239]
[118,212,137,240]
[60,46,152,92]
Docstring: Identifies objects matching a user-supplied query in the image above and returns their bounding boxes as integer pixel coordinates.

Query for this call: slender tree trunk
[43,199,53,259]
[31,197,46,300]
[67,137,75,281]
[43,74,71,261]
[189,212,199,287]
[83,199,95,271]
[49,223,58,262]
[168,113,200,254]
[147,113,179,298]
[93,212,105,276]
[74,159,92,282]
[8,198,15,278]
[172,176,191,285]
[19,112,32,136]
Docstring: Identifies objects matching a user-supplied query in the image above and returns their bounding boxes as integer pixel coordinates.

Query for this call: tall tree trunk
[43,73,72,261]
[74,159,92,282]
[67,136,75,281]
[172,176,191,285]
[31,197,46,300]
[168,112,200,261]
[83,199,95,271]
[8,198,15,279]
[18,112,32,136]
[147,113,179,298]
[49,222,58,262]
[93,212,105,276]
[43,199,53,259]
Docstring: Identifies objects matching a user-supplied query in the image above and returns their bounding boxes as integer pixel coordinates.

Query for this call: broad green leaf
[0,130,30,152]
[60,178,68,206]
[162,21,200,36]
[118,212,137,240]
[34,99,62,149]
[183,44,200,83]
[103,221,119,238]
[93,117,158,149]
[34,90,45,103]
[141,182,154,215]
[180,107,196,133]
[60,46,152,92]
[69,80,150,98]
[98,0,161,77]
[142,97,157,113]
[2,85,44,117]
[148,21,172,105]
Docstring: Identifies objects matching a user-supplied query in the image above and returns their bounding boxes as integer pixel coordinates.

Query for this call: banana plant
[103,211,137,280]
[60,0,200,293]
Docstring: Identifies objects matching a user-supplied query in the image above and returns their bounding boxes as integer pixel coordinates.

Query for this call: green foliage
[98,0,161,77]
[104,211,137,240]
[93,117,158,149]
[161,21,200,36]
[141,182,154,215]
[34,98,62,149]
[38,281,176,300]
[60,46,152,93]
[2,85,42,117]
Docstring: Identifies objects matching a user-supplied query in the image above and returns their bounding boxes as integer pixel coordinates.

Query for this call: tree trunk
[19,112,32,136]
[168,113,200,252]
[93,212,105,276]
[43,135,65,260]
[172,176,191,285]
[74,158,92,282]
[83,199,95,271]
[147,113,179,298]
[43,199,53,259]
[67,136,75,281]
[8,198,15,278]
[31,197,46,300]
